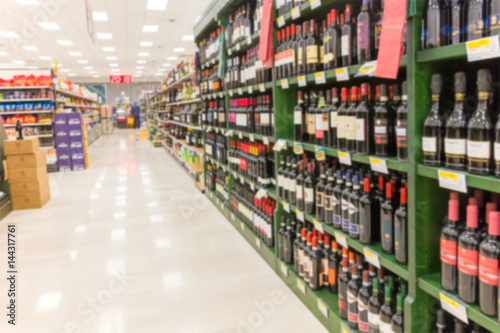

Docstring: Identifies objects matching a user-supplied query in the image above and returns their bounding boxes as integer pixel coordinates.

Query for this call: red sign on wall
[110,75,132,84]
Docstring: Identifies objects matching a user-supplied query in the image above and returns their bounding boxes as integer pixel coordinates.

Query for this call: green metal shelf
[415,36,500,63]
[205,155,228,170]
[227,32,260,56]
[202,91,225,100]
[231,129,276,144]
[418,273,500,333]
[417,164,500,193]
[206,189,229,219]
[276,0,337,27]
[285,140,408,173]
[230,168,278,200]
[279,199,409,280]
[227,81,274,96]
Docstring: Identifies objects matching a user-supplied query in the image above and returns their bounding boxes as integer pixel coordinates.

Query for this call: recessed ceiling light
[181,35,194,41]
[147,0,168,10]
[26,66,38,69]
[167,56,177,60]
[92,75,101,78]
[89,71,97,74]
[15,0,39,4]
[140,41,153,47]
[135,75,142,77]
[12,60,25,64]
[162,63,171,67]
[136,66,144,69]
[93,12,108,21]
[194,15,201,24]
[84,66,93,70]
[22,46,38,51]
[137,60,146,64]
[77,60,88,64]
[155,73,164,76]
[0,31,19,38]
[39,56,52,60]
[0,52,8,56]
[52,63,63,67]
[138,52,149,57]
[97,33,112,40]
[110,64,119,67]
[68,74,76,77]
[173,48,185,52]
[69,52,82,56]
[102,47,115,52]
[106,56,117,60]
[38,22,60,30]
[57,40,73,46]
[143,25,159,32]
[60,69,70,72]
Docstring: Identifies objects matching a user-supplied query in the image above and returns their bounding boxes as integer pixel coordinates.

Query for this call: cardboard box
[4,138,40,156]
[71,147,85,160]
[9,166,47,183]
[10,175,49,197]
[67,113,82,125]
[56,139,70,149]
[12,185,50,210]
[56,147,71,161]
[54,114,68,126]
[7,151,46,169]
[70,141,83,149]
[72,158,86,171]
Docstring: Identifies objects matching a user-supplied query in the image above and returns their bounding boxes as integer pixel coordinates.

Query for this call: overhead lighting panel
[93,12,108,21]
[38,22,60,30]
[147,0,168,10]
[143,25,159,32]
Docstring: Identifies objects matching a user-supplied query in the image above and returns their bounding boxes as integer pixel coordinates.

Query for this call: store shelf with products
[1,110,53,115]
[227,31,260,56]
[63,103,100,109]
[0,86,53,91]
[226,81,274,97]
[55,89,98,103]
[0,98,53,103]
[165,132,205,156]
[229,168,278,200]
[156,119,203,131]
[3,123,52,127]
[276,0,336,26]
[159,72,194,93]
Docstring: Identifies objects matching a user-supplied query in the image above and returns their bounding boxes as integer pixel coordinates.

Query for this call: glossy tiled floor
[0,130,327,333]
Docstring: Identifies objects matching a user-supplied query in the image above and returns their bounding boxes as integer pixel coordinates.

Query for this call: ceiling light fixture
[39,56,52,60]
[84,66,93,70]
[136,66,144,69]
[140,41,153,47]
[173,48,185,52]
[15,0,39,4]
[97,33,112,39]
[147,0,168,10]
[92,75,101,78]
[77,60,88,64]
[143,25,159,32]
[102,47,115,52]
[93,12,108,21]
[138,52,149,57]
[106,56,117,60]
[38,22,60,30]
[22,46,38,51]
[0,31,20,38]
[60,69,70,72]
[0,52,8,56]
[137,60,146,64]
[57,40,73,46]
[181,35,194,41]
[69,52,82,56]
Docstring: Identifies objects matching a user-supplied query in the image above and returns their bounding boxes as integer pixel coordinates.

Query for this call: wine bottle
[320,233,331,288]
[304,232,313,284]
[390,294,404,333]
[454,318,467,333]
[339,257,350,319]
[15,120,23,140]
[495,109,500,177]
[450,0,465,44]
[297,21,308,76]
[316,90,327,146]
[375,0,384,55]
[329,87,339,148]
[490,0,500,36]
[309,236,320,290]
[379,285,394,333]
[436,308,447,333]
[457,204,481,304]
[324,168,335,225]
[349,175,362,239]
[342,172,353,233]
[306,20,319,74]
[278,155,286,200]
[478,211,500,316]
[423,74,444,166]
[328,240,340,294]
[341,5,356,66]
[445,72,468,170]
[396,81,408,162]
[289,158,298,205]
[441,199,461,292]
[316,165,327,222]
[346,86,359,153]
[293,24,302,78]
[306,91,318,144]
[330,9,342,68]
[359,177,380,245]
[466,0,487,41]
[333,170,344,229]
[357,83,373,155]
[395,188,408,264]
[368,276,382,333]
[347,264,362,329]
[357,0,375,63]
[294,91,305,142]
[358,270,372,333]
[284,218,295,264]
[293,224,304,273]
[296,160,307,211]
[322,89,331,147]
[424,0,446,48]
[284,156,292,202]
[374,84,391,157]
[304,162,317,214]
[381,182,394,254]
[278,216,287,261]
[467,68,493,174]
[337,87,349,151]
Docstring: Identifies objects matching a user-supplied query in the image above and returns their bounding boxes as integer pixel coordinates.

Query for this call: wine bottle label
[440,238,457,265]
[368,311,380,328]
[337,115,346,138]
[422,136,437,153]
[297,48,303,66]
[356,118,366,141]
[315,114,324,139]
[396,123,407,147]
[324,195,333,210]
[296,185,303,199]
[382,213,393,249]
[495,142,500,162]
[328,266,337,285]
[289,179,296,194]
[466,19,485,35]
[379,320,392,333]
[321,258,329,285]
[467,141,490,160]
[395,218,402,253]
[375,123,388,144]
[316,192,324,207]
[350,223,359,235]
[330,111,338,128]
[334,214,341,227]
[304,187,314,203]
[306,113,315,135]
[479,254,499,286]
[339,298,347,310]
[290,50,295,65]
[319,45,324,64]
[359,206,367,237]
[490,14,500,34]
[358,20,370,50]
[323,52,334,64]
[458,246,479,276]
[341,35,350,57]
[306,45,318,64]
[375,21,383,49]
[347,291,358,323]
[261,113,270,125]
[346,116,357,140]
[358,298,369,332]
[323,114,329,131]
[445,138,466,156]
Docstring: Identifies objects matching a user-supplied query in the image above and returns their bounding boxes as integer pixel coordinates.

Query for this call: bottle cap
[436,309,446,327]
[469,197,478,206]
[324,234,330,245]
[385,183,392,199]
[486,202,497,224]
[349,251,355,262]
[378,176,384,190]
[431,74,442,94]
[363,270,370,282]
[331,241,338,250]
[466,205,478,229]
[307,232,312,244]
[377,268,384,279]
[401,188,407,205]
[474,189,485,209]
[489,212,500,236]
[477,68,491,92]
[449,200,459,222]
[364,178,370,193]
[352,264,358,276]
[356,254,363,266]
[342,257,348,268]
[301,228,307,239]
[450,192,460,201]
[454,72,466,93]
[353,175,359,185]
[312,236,318,248]
[342,247,348,256]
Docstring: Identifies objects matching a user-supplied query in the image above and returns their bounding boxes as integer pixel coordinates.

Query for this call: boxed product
[70,140,83,149]
[4,138,40,155]
[69,133,83,144]
[56,147,71,161]
[67,113,82,126]
[71,158,86,171]
[7,150,46,169]
[54,113,68,126]
[12,185,50,210]
[9,166,47,183]
[10,174,49,197]
[70,147,85,160]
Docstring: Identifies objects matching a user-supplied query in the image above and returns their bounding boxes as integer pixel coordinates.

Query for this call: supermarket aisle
[0,130,327,333]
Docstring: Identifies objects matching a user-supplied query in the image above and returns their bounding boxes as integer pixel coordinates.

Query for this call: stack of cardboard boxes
[5,138,51,210]
[54,113,86,171]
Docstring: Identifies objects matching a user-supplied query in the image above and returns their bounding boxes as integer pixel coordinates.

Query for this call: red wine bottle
[289,158,298,205]
[357,83,373,155]
[457,204,481,303]
[341,5,356,66]
[304,162,317,214]
[339,257,350,319]
[436,308,447,333]
[330,9,342,68]
[278,216,287,261]
[390,294,404,332]
[479,211,500,316]
[333,170,344,229]
[379,285,395,333]
[395,188,408,264]
[381,182,394,254]
[298,228,307,278]
[328,240,340,294]
[360,177,380,244]
[450,0,465,44]
[337,87,349,151]
[467,68,493,175]
[423,74,444,166]
[374,84,391,157]
[342,172,353,233]
[296,160,306,211]
[357,0,375,63]
[309,236,320,290]
[306,91,318,144]
[490,0,500,36]
[316,165,327,222]
[445,72,468,170]
[306,20,319,74]
[396,81,408,161]
[316,90,327,145]
[283,156,292,202]
[304,232,313,284]
[329,87,339,148]
[358,270,372,333]
[320,233,331,288]
[495,109,500,177]
[324,168,335,225]
[441,199,461,292]
[294,91,305,142]
[293,224,304,273]
[368,276,382,332]
[284,218,295,264]
[349,175,362,239]
[346,86,359,153]
[466,0,487,41]
[347,264,362,329]
[297,21,308,76]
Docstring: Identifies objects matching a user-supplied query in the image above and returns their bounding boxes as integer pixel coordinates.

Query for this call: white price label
[296,209,305,222]
[369,157,389,174]
[439,292,469,324]
[363,247,381,269]
[341,322,354,333]
[297,76,307,87]
[207,126,212,132]
[281,262,288,276]
[250,182,255,191]
[219,92,223,98]
[210,192,213,199]
[212,93,216,99]
[255,237,261,248]
[335,67,350,81]
[334,231,348,248]
[314,72,326,85]
[225,130,234,137]
[291,6,301,20]
[250,134,255,142]
[228,48,232,56]
[229,90,234,96]
[317,299,328,318]
[283,202,291,213]
[338,151,352,165]
[236,43,241,51]
[231,213,235,221]
[240,222,245,231]
[256,188,268,199]
[355,60,378,77]
[313,219,324,233]
[220,201,225,210]
[246,36,252,45]
[248,85,253,94]
[297,279,306,294]
[273,139,288,151]
[281,79,289,89]
[238,132,243,139]
[263,136,270,145]
[277,16,285,28]
[466,37,500,62]
[259,84,266,92]
[310,0,321,10]
[438,169,468,193]
[238,88,243,95]
[212,58,216,64]
[240,176,244,185]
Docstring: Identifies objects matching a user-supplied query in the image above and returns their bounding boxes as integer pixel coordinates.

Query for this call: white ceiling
[0,0,208,83]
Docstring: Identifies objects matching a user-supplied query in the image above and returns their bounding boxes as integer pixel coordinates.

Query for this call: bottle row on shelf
[225,0,263,50]
[228,95,274,136]
[225,46,272,89]
[0,88,53,100]
[228,140,275,189]
[205,131,228,165]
